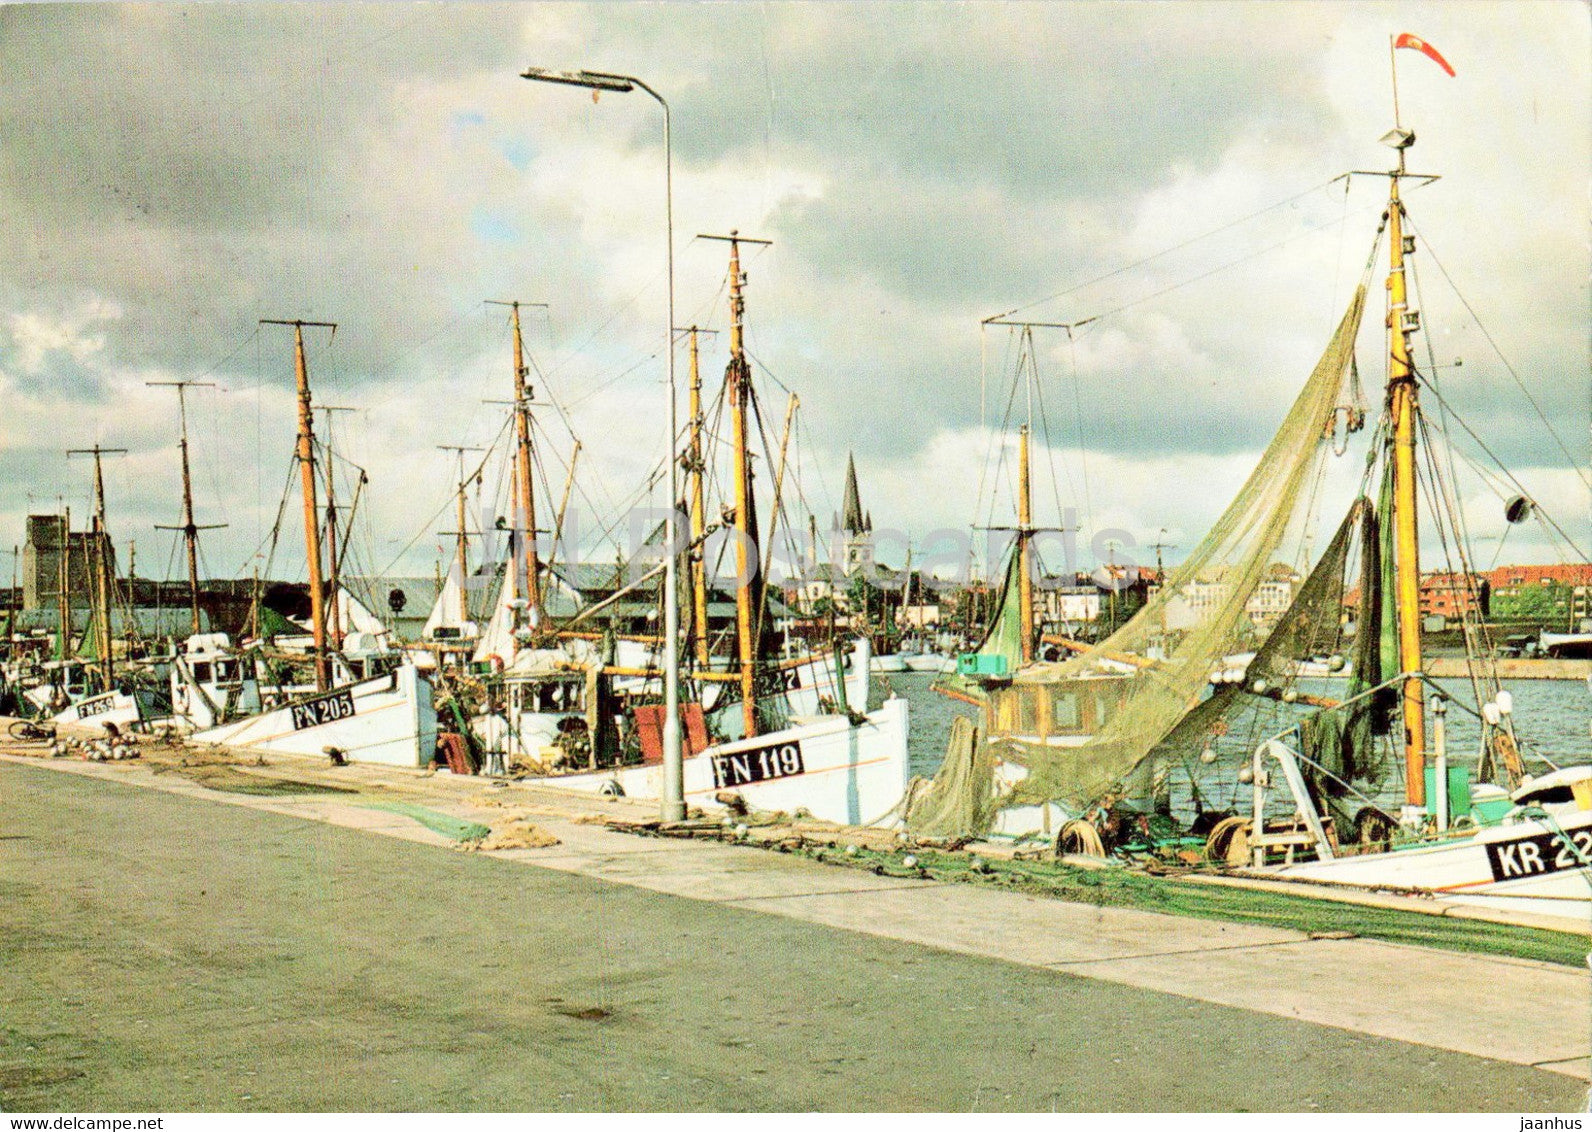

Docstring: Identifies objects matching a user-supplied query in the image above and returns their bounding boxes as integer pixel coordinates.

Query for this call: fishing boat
[908,38,1591,926]
[167,632,263,731]
[190,320,437,767]
[465,235,909,825]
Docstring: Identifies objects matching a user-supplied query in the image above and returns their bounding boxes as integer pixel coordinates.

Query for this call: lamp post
[522,66,685,822]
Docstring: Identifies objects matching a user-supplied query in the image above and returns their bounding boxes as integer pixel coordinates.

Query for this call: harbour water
[887,670,1592,803]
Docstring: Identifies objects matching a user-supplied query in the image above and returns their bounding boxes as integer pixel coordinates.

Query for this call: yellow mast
[57,505,70,664]
[683,325,713,668]
[549,440,581,586]
[263,319,336,693]
[316,404,355,651]
[1387,170,1426,805]
[701,230,772,736]
[511,303,542,628]
[727,237,758,737]
[67,446,126,687]
[437,445,483,623]
[1017,424,1035,665]
[149,381,222,637]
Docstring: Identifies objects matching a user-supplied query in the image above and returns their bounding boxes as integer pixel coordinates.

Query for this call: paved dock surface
[1,753,1587,1111]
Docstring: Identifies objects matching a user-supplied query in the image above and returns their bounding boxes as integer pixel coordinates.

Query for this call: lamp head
[521,67,635,93]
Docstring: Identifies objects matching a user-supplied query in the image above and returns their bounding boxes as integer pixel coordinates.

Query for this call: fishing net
[901,715,1005,839]
[971,285,1369,820]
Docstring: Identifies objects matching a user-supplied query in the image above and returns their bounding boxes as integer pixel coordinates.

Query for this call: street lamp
[523,65,685,822]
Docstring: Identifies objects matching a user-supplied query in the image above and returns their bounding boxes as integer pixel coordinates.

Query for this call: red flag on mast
[1394,33,1456,77]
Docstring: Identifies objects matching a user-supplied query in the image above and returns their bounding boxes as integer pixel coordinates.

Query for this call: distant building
[1037,583,1102,626]
[21,514,107,611]
[1487,563,1592,624]
[1420,571,1487,620]
[1248,563,1303,631]
[1156,563,1298,633]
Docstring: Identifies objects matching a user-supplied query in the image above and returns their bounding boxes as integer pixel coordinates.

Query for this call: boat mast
[487,300,546,634]
[703,230,772,737]
[316,404,356,651]
[67,445,126,688]
[57,504,70,664]
[512,302,541,628]
[681,324,716,668]
[980,319,1087,663]
[1017,423,1035,664]
[1383,88,1427,808]
[438,444,484,623]
[262,319,336,693]
[148,381,221,637]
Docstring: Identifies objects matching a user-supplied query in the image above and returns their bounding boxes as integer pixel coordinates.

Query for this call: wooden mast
[683,325,714,667]
[454,463,470,620]
[67,446,126,687]
[511,303,541,627]
[149,381,221,637]
[1017,424,1035,665]
[57,505,70,664]
[1385,138,1426,806]
[263,319,336,692]
[437,445,484,623]
[980,319,1089,665]
[702,230,772,737]
[485,301,546,637]
[315,405,355,650]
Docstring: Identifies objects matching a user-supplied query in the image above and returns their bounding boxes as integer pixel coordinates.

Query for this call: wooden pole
[686,326,712,668]
[150,381,224,639]
[699,232,771,735]
[1017,424,1035,665]
[549,440,581,588]
[759,392,799,589]
[92,455,114,685]
[262,319,336,692]
[1387,170,1427,806]
[67,447,127,686]
[315,405,356,650]
[437,445,484,623]
[57,506,70,664]
[177,387,201,635]
[511,302,541,627]
[726,237,759,736]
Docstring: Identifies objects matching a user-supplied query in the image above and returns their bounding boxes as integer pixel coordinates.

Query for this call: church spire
[841,452,865,535]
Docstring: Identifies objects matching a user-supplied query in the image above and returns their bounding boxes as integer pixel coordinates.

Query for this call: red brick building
[1419,572,1486,619]
[1486,562,1592,594]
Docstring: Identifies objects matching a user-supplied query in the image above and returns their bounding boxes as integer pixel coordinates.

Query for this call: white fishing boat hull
[902,653,955,673]
[537,695,911,827]
[783,641,871,716]
[1266,808,1592,928]
[870,653,906,673]
[191,663,437,767]
[53,688,158,731]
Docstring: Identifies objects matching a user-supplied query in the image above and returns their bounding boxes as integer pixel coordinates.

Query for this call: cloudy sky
[1,1,1586,588]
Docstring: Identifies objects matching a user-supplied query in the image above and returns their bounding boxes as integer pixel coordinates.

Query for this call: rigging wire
[985,177,1348,323]
[1415,375,1589,564]
[1406,216,1591,493]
